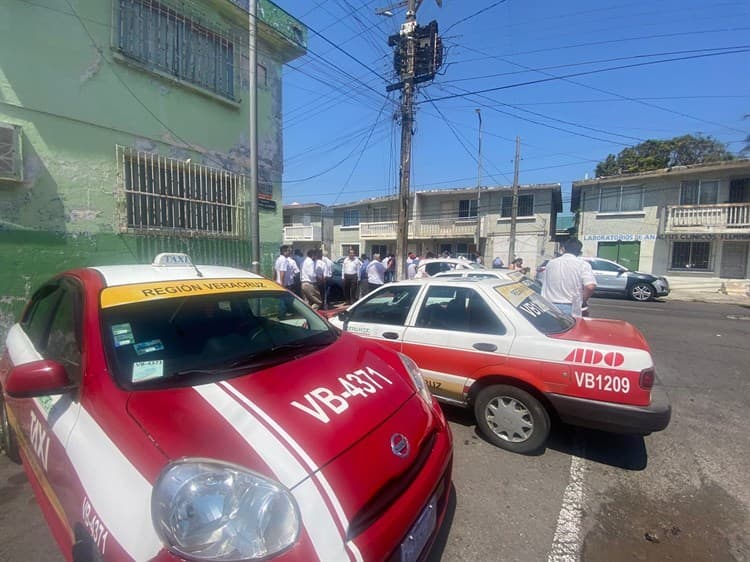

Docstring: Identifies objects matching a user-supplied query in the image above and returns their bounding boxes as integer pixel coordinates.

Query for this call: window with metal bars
[500,194,534,217]
[458,199,478,218]
[670,241,710,270]
[117,0,236,100]
[118,147,244,237]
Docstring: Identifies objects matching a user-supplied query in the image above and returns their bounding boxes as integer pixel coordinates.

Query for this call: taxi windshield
[100,290,335,389]
[494,282,575,334]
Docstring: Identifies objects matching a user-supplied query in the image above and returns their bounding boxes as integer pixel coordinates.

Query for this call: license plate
[400,494,437,562]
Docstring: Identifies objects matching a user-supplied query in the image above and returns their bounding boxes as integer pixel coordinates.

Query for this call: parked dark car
[537,257,669,302]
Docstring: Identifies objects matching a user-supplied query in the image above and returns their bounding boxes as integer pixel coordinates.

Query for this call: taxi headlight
[398,352,432,404]
[152,459,300,561]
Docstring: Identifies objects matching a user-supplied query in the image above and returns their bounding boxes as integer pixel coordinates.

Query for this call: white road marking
[547,455,587,562]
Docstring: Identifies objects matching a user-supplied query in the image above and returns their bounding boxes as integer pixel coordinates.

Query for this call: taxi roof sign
[152,253,194,267]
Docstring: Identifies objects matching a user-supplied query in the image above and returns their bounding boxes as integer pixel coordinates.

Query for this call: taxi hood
[551,317,651,352]
[125,333,420,486]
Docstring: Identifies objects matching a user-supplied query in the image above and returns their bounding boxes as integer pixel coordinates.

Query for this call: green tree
[595,134,734,177]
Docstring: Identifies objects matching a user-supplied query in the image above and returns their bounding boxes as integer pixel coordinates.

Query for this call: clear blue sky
[275,0,750,211]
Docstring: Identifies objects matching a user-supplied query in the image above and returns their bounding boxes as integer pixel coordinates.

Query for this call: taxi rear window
[100,288,335,388]
[495,282,575,334]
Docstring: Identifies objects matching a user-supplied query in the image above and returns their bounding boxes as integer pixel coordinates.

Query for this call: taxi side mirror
[5,360,74,398]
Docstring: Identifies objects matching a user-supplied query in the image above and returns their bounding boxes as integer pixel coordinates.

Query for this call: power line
[423,48,750,106]
[456,44,750,137]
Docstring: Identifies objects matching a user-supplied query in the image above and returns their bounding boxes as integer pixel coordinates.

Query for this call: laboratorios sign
[584,233,750,242]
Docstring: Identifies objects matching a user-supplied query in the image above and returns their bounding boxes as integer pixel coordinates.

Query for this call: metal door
[720,242,749,279]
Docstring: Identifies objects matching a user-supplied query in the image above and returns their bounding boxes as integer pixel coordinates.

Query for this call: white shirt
[274,254,288,285]
[541,253,597,316]
[322,256,333,278]
[285,257,299,287]
[367,259,385,285]
[301,257,317,283]
[342,256,362,275]
[407,261,417,279]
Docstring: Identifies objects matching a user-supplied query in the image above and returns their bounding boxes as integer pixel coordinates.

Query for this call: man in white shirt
[541,239,597,317]
[317,250,334,309]
[366,253,386,292]
[285,254,299,291]
[274,245,291,286]
[342,248,362,304]
[300,249,323,310]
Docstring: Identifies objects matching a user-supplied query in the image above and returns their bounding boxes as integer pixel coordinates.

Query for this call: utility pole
[383,0,442,279]
[394,0,417,282]
[248,0,260,273]
[474,108,482,254]
[508,136,521,266]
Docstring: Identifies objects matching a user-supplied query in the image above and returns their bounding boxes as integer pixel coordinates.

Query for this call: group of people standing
[274,245,334,310]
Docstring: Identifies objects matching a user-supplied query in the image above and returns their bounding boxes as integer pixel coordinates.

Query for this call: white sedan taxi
[329,277,671,454]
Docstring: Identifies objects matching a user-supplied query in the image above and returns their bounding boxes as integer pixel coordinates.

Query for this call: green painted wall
[0,0,304,338]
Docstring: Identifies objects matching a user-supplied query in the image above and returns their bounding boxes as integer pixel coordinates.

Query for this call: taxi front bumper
[546,384,671,435]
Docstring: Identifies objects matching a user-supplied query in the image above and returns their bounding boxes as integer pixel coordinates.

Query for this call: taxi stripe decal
[195,383,356,562]
[220,381,364,562]
[63,407,162,561]
[5,324,163,561]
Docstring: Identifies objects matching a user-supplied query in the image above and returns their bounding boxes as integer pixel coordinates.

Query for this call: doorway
[597,241,640,271]
[720,242,748,279]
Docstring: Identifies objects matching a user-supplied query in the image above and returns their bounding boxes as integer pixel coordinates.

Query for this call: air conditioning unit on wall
[0,122,23,182]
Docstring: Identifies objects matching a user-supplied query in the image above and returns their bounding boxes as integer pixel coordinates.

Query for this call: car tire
[630,282,654,301]
[474,384,550,454]
[1,393,21,464]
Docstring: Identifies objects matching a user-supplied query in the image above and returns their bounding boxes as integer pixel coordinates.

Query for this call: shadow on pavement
[440,404,648,470]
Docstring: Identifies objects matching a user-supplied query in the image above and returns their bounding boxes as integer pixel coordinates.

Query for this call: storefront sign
[583,234,657,241]
[584,233,750,242]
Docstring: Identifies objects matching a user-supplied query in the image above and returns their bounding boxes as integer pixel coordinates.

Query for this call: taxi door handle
[382,332,400,340]
[473,342,497,352]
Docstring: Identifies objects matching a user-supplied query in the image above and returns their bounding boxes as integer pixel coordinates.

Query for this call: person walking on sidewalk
[342,248,362,304]
[541,238,596,317]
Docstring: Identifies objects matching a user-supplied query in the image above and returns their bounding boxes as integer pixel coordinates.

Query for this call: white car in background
[434,268,543,294]
[414,258,485,278]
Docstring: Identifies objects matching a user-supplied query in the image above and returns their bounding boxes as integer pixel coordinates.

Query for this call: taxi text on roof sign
[152,253,193,266]
[100,278,280,309]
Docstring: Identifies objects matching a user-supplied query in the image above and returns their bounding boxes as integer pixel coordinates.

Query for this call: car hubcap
[484,396,533,443]
[633,286,652,301]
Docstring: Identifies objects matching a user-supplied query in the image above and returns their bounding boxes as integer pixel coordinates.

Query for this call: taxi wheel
[474,385,550,454]
[0,394,21,463]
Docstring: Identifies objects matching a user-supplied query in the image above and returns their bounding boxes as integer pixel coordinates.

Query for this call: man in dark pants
[341,248,362,304]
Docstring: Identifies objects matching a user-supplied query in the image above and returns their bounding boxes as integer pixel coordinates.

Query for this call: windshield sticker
[111,323,134,347]
[101,278,279,309]
[132,360,164,382]
[495,283,535,307]
[133,339,164,356]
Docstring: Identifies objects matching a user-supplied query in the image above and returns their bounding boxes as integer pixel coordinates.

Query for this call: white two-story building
[329,183,562,270]
[571,160,750,289]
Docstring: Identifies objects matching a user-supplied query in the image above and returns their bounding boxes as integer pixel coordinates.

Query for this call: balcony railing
[664,203,750,234]
[359,218,481,239]
[283,224,321,242]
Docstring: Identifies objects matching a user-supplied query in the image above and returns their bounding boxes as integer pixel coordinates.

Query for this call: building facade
[330,184,562,271]
[571,160,750,286]
[282,202,333,256]
[0,0,305,337]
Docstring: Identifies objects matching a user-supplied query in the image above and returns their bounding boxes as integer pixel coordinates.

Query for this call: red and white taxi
[0,254,453,562]
[328,277,671,454]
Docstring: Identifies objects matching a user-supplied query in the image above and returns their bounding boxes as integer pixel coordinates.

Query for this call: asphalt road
[1,298,748,562]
